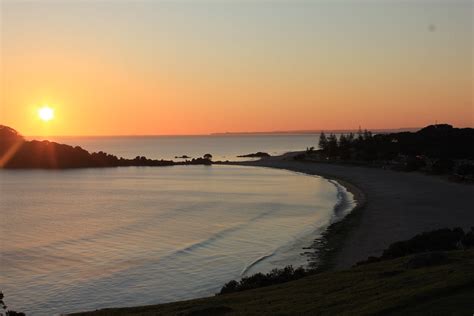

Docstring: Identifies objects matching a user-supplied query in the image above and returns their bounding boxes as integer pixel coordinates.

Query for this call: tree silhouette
[0,292,25,316]
[0,292,5,312]
[307,125,474,176]
[327,134,338,156]
[318,132,328,150]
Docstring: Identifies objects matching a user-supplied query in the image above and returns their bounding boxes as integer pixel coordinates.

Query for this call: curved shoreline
[224,161,368,272]
[308,177,367,271]
[223,152,474,269]
[69,157,474,314]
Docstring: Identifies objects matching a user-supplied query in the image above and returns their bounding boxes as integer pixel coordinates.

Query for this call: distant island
[211,127,420,136]
[237,152,271,158]
[0,125,212,169]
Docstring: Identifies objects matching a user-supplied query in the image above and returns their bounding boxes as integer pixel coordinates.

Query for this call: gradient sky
[1,0,472,136]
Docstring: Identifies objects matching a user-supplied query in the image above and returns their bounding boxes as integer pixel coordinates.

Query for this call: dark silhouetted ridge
[0,125,211,169]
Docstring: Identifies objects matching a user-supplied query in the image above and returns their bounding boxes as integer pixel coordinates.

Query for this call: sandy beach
[232,153,474,269]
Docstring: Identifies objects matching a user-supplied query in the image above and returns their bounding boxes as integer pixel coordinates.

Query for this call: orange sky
[1,1,472,136]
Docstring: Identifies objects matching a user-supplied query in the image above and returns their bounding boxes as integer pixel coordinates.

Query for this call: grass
[71,249,474,315]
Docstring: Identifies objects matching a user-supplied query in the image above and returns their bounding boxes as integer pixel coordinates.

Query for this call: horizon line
[24,126,425,138]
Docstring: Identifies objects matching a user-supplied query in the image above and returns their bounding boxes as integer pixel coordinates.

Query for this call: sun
[38,106,54,121]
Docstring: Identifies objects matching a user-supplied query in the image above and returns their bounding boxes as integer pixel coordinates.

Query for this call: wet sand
[229,153,474,268]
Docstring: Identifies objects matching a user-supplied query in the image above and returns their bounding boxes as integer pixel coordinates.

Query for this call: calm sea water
[33,134,321,161]
[1,136,353,315]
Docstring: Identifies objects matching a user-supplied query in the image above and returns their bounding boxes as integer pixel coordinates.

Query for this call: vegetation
[71,248,474,315]
[217,227,474,296]
[358,227,474,265]
[219,265,308,295]
[297,124,474,179]
[0,292,25,316]
[0,125,212,169]
[71,228,474,314]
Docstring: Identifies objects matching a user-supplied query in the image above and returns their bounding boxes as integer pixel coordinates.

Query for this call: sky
[0,0,472,136]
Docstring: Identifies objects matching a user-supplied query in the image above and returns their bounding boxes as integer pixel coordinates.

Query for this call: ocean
[32,134,322,161]
[0,135,353,315]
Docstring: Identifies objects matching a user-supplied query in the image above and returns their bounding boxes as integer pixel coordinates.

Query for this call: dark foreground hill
[71,248,474,315]
[0,125,211,169]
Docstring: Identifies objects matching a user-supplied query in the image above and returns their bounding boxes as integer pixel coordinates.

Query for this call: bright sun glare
[38,106,54,121]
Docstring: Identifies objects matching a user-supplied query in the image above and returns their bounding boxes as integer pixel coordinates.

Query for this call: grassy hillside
[72,249,474,315]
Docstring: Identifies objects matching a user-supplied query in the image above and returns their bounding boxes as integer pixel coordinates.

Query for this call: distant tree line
[297,124,474,177]
[0,125,213,169]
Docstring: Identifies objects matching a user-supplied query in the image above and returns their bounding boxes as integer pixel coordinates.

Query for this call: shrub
[357,227,474,266]
[219,280,238,295]
[382,228,464,259]
[462,227,474,248]
[431,158,455,174]
[0,292,25,316]
[404,155,426,171]
[405,252,448,269]
[293,153,306,161]
[456,163,474,177]
[219,265,309,295]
